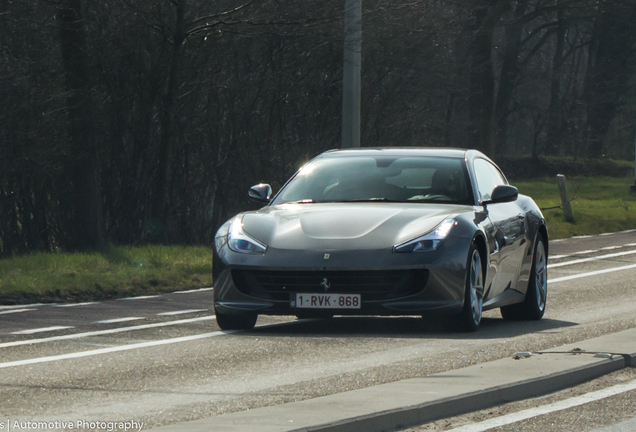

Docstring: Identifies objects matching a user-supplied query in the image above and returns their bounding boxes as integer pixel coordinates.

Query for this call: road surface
[1,230,636,431]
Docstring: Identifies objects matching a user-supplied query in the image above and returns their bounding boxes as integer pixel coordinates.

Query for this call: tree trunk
[468,0,510,157]
[545,7,566,156]
[57,0,103,250]
[150,0,185,243]
[495,0,527,154]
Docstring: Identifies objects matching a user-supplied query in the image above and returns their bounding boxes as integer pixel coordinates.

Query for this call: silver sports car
[213,148,548,332]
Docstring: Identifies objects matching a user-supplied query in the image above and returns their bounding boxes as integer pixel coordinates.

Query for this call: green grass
[2,176,635,303]
[513,176,636,239]
[0,245,212,304]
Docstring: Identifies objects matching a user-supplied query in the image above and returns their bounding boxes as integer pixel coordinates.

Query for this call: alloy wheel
[534,239,547,312]
[469,249,484,325]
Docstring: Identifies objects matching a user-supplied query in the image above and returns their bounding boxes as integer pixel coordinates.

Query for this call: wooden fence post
[556,174,574,222]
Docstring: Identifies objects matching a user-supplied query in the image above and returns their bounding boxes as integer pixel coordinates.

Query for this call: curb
[310,355,625,432]
[150,328,636,432]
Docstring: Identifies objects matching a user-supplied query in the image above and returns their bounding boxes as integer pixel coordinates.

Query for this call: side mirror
[248,183,272,203]
[483,185,518,205]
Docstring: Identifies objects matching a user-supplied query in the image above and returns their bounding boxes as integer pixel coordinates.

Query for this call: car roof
[318,147,473,159]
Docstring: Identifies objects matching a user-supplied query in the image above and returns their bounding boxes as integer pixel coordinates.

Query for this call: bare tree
[582,0,636,158]
[57,0,103,249]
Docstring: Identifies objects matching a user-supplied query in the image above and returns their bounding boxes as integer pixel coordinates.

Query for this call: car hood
[240,203,472,250]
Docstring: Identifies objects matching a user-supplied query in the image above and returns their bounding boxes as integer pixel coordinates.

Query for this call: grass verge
[0,245,212,305]
[514,176,636,239]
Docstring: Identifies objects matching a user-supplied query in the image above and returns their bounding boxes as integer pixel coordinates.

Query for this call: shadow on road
[246,315,577,340]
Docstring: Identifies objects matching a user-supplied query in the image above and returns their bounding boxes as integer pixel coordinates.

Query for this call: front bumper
[213,237,470,317]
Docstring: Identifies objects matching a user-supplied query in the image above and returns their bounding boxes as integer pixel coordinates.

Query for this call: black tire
[214,308,257,330]
[501,233,547,321]
[457,243,485,332]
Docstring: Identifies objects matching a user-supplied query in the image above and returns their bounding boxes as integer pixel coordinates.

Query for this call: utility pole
[342,0,361,148]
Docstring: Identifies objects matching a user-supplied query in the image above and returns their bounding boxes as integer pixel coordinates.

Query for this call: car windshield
[271,155,473,205]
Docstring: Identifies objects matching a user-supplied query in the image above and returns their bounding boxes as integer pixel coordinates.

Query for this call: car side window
[473,159,506,201]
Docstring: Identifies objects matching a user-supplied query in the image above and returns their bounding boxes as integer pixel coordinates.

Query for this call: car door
[473,159,526,297]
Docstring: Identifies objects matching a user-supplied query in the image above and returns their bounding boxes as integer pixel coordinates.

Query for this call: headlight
[227,216,268,254]
[394,217,457,253]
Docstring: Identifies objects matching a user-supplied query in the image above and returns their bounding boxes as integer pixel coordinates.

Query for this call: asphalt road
[405,368,636,432]
[1,230,636,431]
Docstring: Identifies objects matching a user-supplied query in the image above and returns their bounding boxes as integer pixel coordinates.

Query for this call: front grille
[231,269,428,302]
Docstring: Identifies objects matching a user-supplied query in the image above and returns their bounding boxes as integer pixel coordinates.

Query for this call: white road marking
[0,303,45,310]
[550,263,636,283]
[0,331,232,369]
[0,308,37,315]
[549,228,636,259]
[156,309,207,316]
[117,295,161,300]
[548,250,636,269]
[55,302,98,307]
[572,235,592,239]
[447,379,636,432]
[94,317,144,324]
[0,316,216,349]
[173,287,213,293]
[570,249,597,256]
[0,319,294,369]
[551,244,636,260]
[11,326,74,335]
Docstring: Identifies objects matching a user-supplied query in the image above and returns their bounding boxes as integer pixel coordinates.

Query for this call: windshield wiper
[324,198,403,203]
[283,199,316,204]
[284,198,406,204]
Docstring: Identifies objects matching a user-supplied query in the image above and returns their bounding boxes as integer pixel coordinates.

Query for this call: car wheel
[458,243,484,332]
[501,233,547,321]
[214,308,257,330]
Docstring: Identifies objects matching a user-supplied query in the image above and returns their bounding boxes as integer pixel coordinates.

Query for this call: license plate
[291,293,361,309]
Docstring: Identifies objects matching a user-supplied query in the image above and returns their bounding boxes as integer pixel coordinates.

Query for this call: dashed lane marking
[11,326,74,335]
[156,309,208,316]
[55,302,99,307]
[548,250,636,269]
[0,309,37,315]
[173,287,213,293]
[0,316,216,349]
[0,304,44,310]
[0,319,295,369]
[117,295,161,301]
[549,230,636,259]
[93,317,144,324]
[550,249,598,260]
